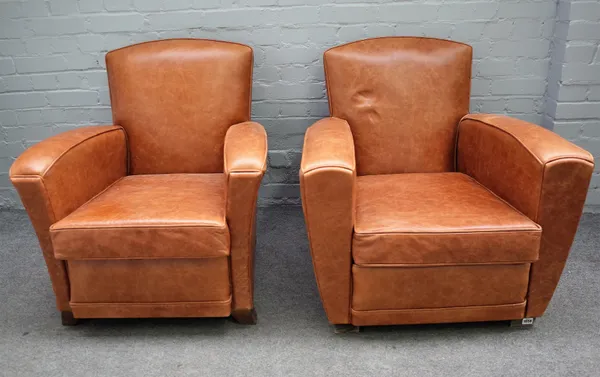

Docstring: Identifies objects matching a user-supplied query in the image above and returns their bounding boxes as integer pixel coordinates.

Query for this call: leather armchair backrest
[106,39,253,174]
[324,37,472,175]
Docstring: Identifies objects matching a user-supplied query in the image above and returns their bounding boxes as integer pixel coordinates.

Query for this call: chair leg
[510,318,535,328]
[232,308,257,325]
[333,324,361,334]
[61,311,78,326]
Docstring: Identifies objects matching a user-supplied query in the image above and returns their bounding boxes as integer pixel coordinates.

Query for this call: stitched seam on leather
[41,127,124,177]
[70,297,232,306]
[303,164,354,175]
[350,301,526,314]
[106,38,251,57]
[58,255,229,260]
[324,53,333,115]
[354,261,537,267]
[52,176,126,227]
[245,172,262,309]
[51,224,228,231]
[353,229,542,236]
[225,171,264,310]
[248,48,253,119]
[326,36,473,55]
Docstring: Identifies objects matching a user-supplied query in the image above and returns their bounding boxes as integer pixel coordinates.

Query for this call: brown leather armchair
[300,37,594,329]
[10,39,266,325]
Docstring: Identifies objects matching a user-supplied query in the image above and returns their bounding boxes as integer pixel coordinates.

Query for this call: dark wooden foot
[232,308,257,325]
[510,318,535,328]
[333,324,361,334]
[61,311,78,326]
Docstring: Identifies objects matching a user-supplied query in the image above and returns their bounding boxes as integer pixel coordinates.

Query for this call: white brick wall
[0,0,590,209]
[545,0,600,209]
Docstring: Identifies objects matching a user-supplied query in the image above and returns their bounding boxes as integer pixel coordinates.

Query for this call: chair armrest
[457,114,594,317]
[10,125,128,220]
[224,121,268,174]
[223,121,267,313]
[300,117,356,324]
[9,125,127,312]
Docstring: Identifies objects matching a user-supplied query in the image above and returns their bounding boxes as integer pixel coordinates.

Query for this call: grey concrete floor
[0,207,599,377]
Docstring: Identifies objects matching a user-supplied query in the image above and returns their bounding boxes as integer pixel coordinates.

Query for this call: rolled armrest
[457,114,594,317]
[9,125,127,311]
[224,121,267,313]
[224,121,268,174]
[300,117,356,324]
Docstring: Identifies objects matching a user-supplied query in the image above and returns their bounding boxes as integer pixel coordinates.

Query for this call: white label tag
[522,318,534,325]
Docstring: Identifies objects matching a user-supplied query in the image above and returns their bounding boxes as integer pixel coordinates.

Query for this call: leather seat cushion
[51,174,230,259]
[353,173,541,265]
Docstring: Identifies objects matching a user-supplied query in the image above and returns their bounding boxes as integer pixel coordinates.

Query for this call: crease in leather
[324,37,471,175]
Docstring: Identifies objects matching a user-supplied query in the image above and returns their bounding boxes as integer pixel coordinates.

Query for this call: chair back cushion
[107,39,252,174]
[324,37,472,175]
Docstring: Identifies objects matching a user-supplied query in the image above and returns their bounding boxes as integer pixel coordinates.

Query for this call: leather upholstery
[324,37,471,175]
[352,264,530,310]
[458,114,594,317]
[300,117,355,324]
[107,39,253,174]
[224,121,268,312]
[10,126,127,311]
[353,173,540,265]
[50,174,229,260]
[69,258,230,303]
[301,38,594,327]
[10,39,265,321]
[351,303,526,326]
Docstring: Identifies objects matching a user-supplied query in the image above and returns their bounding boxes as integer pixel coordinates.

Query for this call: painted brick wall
[544,0,600,210]
[0,0,575,208]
